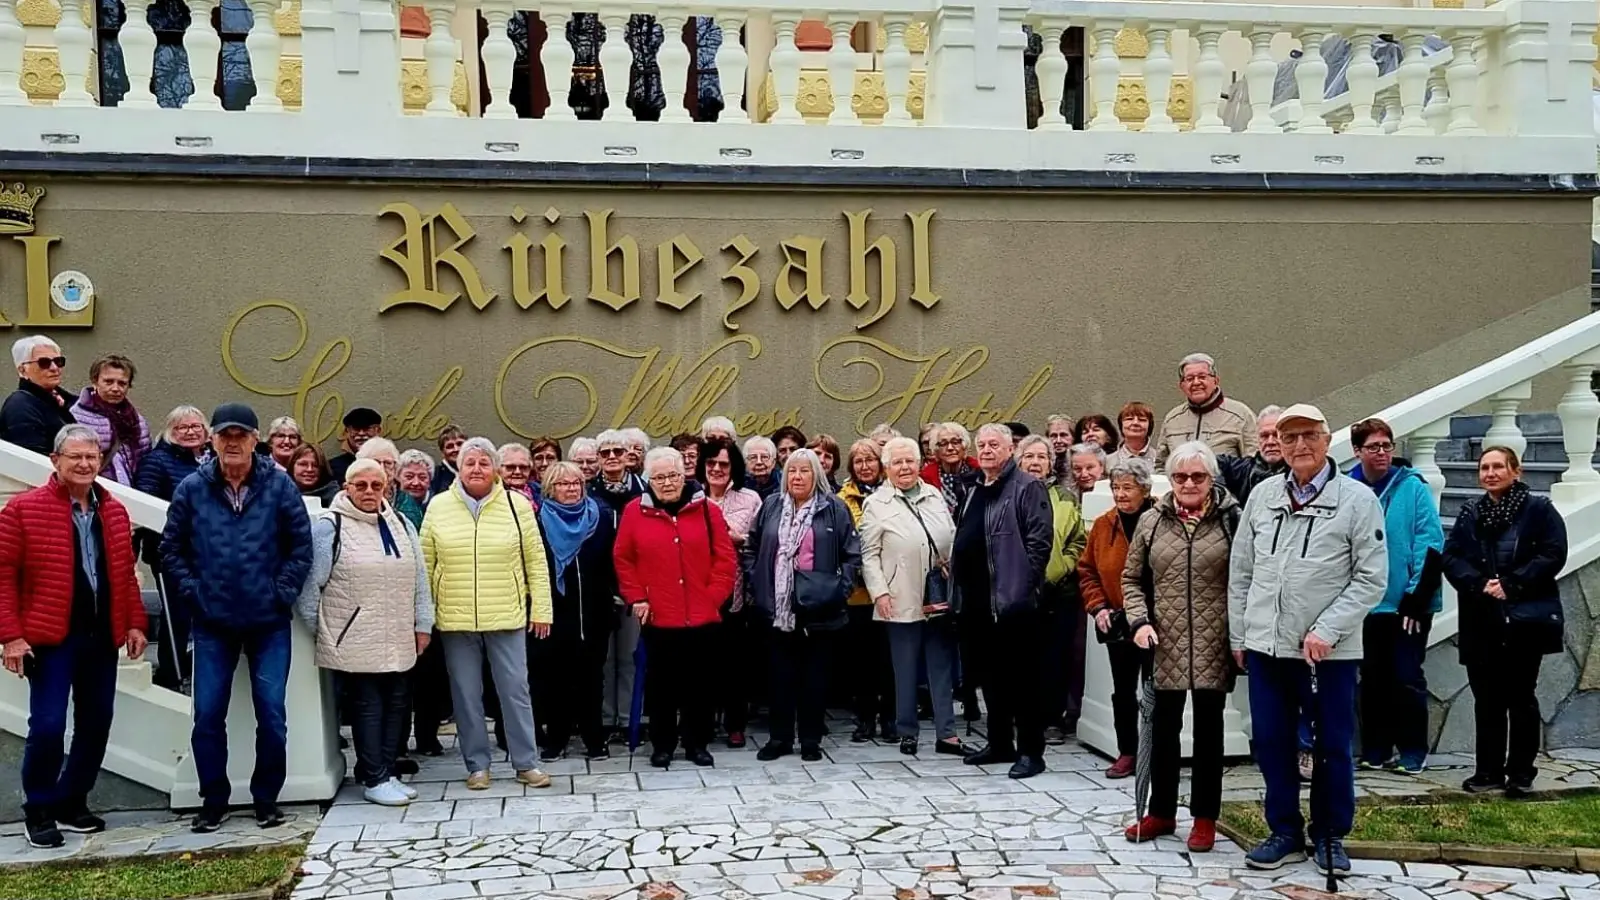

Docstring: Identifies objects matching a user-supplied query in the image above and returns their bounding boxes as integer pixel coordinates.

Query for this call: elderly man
[330,407,383,485]
[430,425,467,497]
[1,336,76,457]
[1156,353,1258,472]
[0,425,147,849]
[954,423,1054,779]
[1229,404,1386,876]
[162,402,313,834]
[1218,405,1285,506]
[743,436,780,499]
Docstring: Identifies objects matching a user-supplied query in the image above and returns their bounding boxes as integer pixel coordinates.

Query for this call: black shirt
[953,478,993,613]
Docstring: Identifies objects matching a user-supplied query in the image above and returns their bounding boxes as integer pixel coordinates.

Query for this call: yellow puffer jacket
[838,478,877,607]
[421,482,553,632]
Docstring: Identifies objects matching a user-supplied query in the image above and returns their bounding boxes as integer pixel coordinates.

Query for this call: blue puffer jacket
[160,455,313,632]
[1351,464,1445,615]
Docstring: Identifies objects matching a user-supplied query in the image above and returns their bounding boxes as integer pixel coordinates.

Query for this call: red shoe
[1187,818,1216,852]
[1105,756,1135,779]
[1124,816,1177,843]
[727,731,746,749]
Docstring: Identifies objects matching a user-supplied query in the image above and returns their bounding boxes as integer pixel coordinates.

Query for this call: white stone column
[53,0,95,105]
[0,0,23,106]
[881,15,913,125]
[1034,22,1068,130]
[183,0,225,110]
[540,4,576,120]
[1484,379,1533,459]
[421,0,459,116]
[1345,32,1380,134]
[299,0,402,121]
[1552,350,1600,508]
[1243,29,1277,133]
[1085,22,1122,132]
[245,0,286,111]
[1189,24,1227,133]
[825,13,858,124]
[479,0,516,118]
[1294,29,1331,134]
[714,11,748,123]
[767,12,802,124]
[119,0,161,108]
[1141,25,1175,133]
[1396,31,1431,134]
[922,0,1029,128]
[1405,418,1452,510]
[597,6,632,121]
[656,7,692,122]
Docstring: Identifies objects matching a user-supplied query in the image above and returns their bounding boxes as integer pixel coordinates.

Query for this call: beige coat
[860,483,955,623]
[1155,397,1258,472]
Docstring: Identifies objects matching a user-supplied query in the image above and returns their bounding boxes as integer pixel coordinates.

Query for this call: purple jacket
[68,388,151,486]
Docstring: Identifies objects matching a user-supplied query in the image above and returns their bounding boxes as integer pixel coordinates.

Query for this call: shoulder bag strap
[898,495,942,564]
[507,495,533,611]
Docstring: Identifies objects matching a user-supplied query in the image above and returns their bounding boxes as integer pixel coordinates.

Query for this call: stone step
[1447,412,1564,439]
[1437,434,1599,465]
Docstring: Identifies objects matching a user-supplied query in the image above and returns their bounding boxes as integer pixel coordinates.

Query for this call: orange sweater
[1078,507,1132,614]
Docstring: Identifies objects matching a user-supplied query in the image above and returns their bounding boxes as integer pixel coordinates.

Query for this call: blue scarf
[539,495,600,593]
[377,514,401,558]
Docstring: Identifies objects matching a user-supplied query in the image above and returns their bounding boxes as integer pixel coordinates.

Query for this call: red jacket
[0,477,147,647]
[921,457,979,489]
[613,490,736,628]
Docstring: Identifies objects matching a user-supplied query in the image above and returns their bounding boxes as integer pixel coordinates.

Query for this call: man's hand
[633,602,651,625]
[125,629,147,661]
[1402,616,1423,635]
[875,594,893,619]
[529,622,551,639]
[415,632,431,655]
[1095,609,1112,633]
[1303,632,1334,664]
[2,638,31,676]
[1485,578,1507,601]
[1133,625,1158,649]
[1233,649,1246,671]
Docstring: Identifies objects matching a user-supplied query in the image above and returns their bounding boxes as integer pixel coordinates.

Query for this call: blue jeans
[1248,652,1358,842]
[21,633,120,818]
[191,622,291,811]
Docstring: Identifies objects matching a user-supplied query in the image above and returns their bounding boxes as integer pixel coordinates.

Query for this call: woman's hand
[1133,625,1158,649]
[529,622,551,639]
[415,632,432,654]
[1095,609,1112,633]
[1485,578,1507,601]
[729,530,746,547]
[875,594,893,619]
[633,602,651,625]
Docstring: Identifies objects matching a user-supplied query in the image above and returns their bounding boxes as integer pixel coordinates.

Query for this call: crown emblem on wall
[0,183,46,235]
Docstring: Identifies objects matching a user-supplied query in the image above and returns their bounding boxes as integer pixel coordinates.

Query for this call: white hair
[1014,434,1054,466]
[743,435,776,458]
[1107,456,1155,491]
[570,437,599,456]
[784,448,833,495]
[53,423,100,454]
[457,437,499,469]
[595,429,628,451]
[1257,404,1284,421]
[868,423,902,442]
[975,422,1015,447]
[621,427,651,450]
[267,416,300,438]
[1179,352,1217,377]
[497,442,532,465]
[162,405,207,444]
[1167,439,1220,478]
[880,435,921,467]
[1046,414,1074,433]
[700,416,738,440]
[398,448,435,476]
[1069,441,1108,467]
[939,422,972,451]
[12,335,58,368]
[356,437,399,461]
[643,445,683,476]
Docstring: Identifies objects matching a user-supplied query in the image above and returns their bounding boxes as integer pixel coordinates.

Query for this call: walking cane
[1306,661,1337,895]
[153,570,181,686]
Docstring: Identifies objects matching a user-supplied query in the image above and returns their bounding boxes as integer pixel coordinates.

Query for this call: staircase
[1435,412,1584,523]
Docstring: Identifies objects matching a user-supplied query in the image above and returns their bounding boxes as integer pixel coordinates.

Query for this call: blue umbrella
[628,637,648,753]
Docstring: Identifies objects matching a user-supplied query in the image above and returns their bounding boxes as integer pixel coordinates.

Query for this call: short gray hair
[1107,457,1154,491]
[743,435,776,459]
[880,436,921,467]
[1167,440,1220,478]
[570,437,599,457]
[162,405,207,444]
[497,442,532,466]
[975,422,1014,447]
[267,416,300,438]
[457,436,499,469]
[357,437,399,462]
[939,422,972,451]
[1069,442,1107,467]
[1178,352,1217,377]
[700,416,738,440]
[644,445,682,475]
[541,460,584,493]
[868,423,902,442]
[784,448,833,495]
[1045,414,1074,433]
[53,423,100,455]
[595,429,627,451]
[1257,404,1284,421]
[622,428,651,450]
[1014,434,1054,466]
[398,448,435,477]
[11,335,57,368]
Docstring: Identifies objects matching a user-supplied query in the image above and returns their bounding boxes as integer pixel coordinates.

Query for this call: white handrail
[1268,46,1455,128]
[0,441,170,531]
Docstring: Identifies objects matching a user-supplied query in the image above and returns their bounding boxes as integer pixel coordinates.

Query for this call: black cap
[343,407,382,429]
[1005,421,1031,439]
[211,402,259,433]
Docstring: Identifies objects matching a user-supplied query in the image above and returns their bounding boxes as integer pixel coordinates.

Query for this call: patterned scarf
[79,388,144,473]
[772,492,818,633]
[939,462,972,512]
[1477,480,1529,534]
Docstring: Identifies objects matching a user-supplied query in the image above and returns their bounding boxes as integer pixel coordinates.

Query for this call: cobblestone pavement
[292,727,1600,900]
[0,805,317,865]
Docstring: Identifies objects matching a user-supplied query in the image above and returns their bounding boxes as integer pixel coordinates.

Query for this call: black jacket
[1443,490,1568,664]
[743,492,861,632]
[135,440,208,567]
[1217,453,1285,507]
[953,460,1054,619]
[0,379,76,456]
[543,511,619,644]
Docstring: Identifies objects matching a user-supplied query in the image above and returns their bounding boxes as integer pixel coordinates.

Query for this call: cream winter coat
[860,482,955,623]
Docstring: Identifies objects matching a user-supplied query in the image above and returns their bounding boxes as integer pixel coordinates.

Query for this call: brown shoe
[466,770,491,790]
[517,769,552,788]
[1106,755,1135,779]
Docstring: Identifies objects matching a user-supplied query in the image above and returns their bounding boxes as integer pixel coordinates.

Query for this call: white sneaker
[363,780,412,807]
[390,777,418,800]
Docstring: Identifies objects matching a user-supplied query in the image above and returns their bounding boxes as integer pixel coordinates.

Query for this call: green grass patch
[0,843,303,900]
[1220,793,1600,849]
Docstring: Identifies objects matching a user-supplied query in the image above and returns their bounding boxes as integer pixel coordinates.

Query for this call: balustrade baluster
[1379,85,1401,133]
[768,13,803,124]
[540,6,576,120]
[1294,28,1331,134]
[1142,24,1175,133]
[245,0,284,111]
[1406,419,1452,510]
[1243,29,1276,133]
[1423,69,1448,134]
[419,0,457,115]
[0,0,21,106]
[1345,32,1380,134]
[1396,32,1430,134]
[1034,22,1067,130]
[881,15,913,125]
[120,0,160,108]
[825,13,857,124]
[714,11,748,124]
[479,0,516,118]
[183,0,223,109]
[1445,30,1483,134]
[1553,352,1600,506]
[656,7,691,121]
[1086,22,1122,132]
[53,0,94,105]
[1484,379,1533,459]
[597,7,632,121]
[1190,25,1227,134]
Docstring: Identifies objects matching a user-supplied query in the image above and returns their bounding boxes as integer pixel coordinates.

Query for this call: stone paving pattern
[0,805,317,864]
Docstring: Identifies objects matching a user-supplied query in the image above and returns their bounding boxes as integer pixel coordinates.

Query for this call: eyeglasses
[502,464,532,473]
[1279,431,1326,446]
[649,473,684,485]
[270,432,299,441]
[1180,373,1215,384]
[936,439,964,448]
[552,480,585,489]
[29,356,66,370]
[1359,442,1395,453]
[599,448,627,457]
[1169,472,1211,484]
[347,480,384,491]
[174,423,206,434]
[705,460,731,470]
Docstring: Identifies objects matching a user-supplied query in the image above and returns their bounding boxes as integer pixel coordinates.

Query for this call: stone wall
[1426,558,1600,752]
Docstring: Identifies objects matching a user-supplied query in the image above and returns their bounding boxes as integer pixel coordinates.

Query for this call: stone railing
[0,0,1594,175]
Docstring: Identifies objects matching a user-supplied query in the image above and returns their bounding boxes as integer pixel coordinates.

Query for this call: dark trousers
[191,621,291,812]
[21,633,120,818]
[1249,652,1358,841]
[1150,688,1225,820]
[1359,613,1431,765]
[720,608,761,733]
[1041,602,1086,729]
[971,608,1046,757]
[1467,645,1544,782]
[846,605,894,730]
[532,629,609,754]
[886,619,958,741]
[347,671,410,787]
[408,629,451,751]
[152,572,192,693]
[768,625,832,748]
[642,624,717,754]
[1106,640,1141,758]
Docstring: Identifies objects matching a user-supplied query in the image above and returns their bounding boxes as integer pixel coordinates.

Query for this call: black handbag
[899,495,954,618]
[793,567,849,622]
[1094,608,1131,644]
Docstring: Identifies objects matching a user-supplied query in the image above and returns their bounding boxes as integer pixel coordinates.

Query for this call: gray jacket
[1227,467,1387,661]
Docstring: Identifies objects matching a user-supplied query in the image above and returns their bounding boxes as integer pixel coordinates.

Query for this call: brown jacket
[1155,396,1257,472]
[1079,504,1141,613]
[1120,488,1238,691]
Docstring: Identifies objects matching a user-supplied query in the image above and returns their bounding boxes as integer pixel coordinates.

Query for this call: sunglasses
[1170,472,1211,484]
[599,448,627,457]
[29,356,66,370]
[705,460,731,470]
[347,480,384,491]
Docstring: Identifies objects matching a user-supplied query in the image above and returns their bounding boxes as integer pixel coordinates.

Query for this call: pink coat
[711,487,762,611]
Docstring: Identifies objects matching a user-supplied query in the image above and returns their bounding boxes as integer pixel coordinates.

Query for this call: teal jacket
[1351,464,1445,615]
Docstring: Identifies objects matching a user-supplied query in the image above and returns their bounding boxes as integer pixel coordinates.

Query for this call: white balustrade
[119,0,160,108]
[480,0,518,119]
[421,0,459,115]
[767,12,802,124]
[540,5,578,120]
[596,8,631,120]
[881,14,913,125]
[1085,21,1121,132]
[656,7,691,122]
[1189,25,1227,134]
[183,0,224,110]
[1404,418,1452,510]
[1484,379,1533,459]
[1243,28,1276,133]
[825,13,857,125]
[0,0,27,106]
[245,0,285,111]
[1553,351,1600,507]
[1141,25,1174,133]
[54,0,94,105]
[714,11,748,124]
[1292,28,1330,134]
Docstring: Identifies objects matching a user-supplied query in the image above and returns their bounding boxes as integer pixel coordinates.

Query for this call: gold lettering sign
[0,182,94,328]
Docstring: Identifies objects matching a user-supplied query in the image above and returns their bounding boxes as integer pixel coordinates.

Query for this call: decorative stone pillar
[1484,379,1533,459]
[298,0,402,121]
[921,0,1029,128]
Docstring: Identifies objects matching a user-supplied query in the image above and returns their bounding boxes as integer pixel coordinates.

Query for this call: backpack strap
[507,493,534,615]
[320,512,344,590]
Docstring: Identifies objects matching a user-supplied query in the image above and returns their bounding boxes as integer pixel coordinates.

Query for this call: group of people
[0,336,1572,881]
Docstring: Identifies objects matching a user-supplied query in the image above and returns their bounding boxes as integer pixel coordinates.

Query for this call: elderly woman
[1108,402,1159,468]
[615,447,736,768]
[264,416,302,472]
[745,449,861,762]
[807,434,843,491]
[839,438,893,743]
[498,443,538,505]
[918,423,940,466]
[397,449,435,509]
[921,422,979,515]
[1074,414,1121,453]
[570,437,601,482]
[532,461,617,762]
[1444,446,1568,798]
[698,436,763,748]
[530,437,562,487]
[1121,441,1238,853]
[296,459,433,806]
[862,436,967,757]
[868,423,902,450]
[357,438,425,529]
[1016,435,1087,745]
[744,436,780,499]
[590,428,646,739]
[136,405,211,693]
[1078,457,1155,778]
[700,416,737,442]
[771,426,807,471]
[68,353,151,486]
[290,442,339,508]
[621,427,651,476]
[1068,442,1108,500]
[420,437,554,790]
[429,425,467,497]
